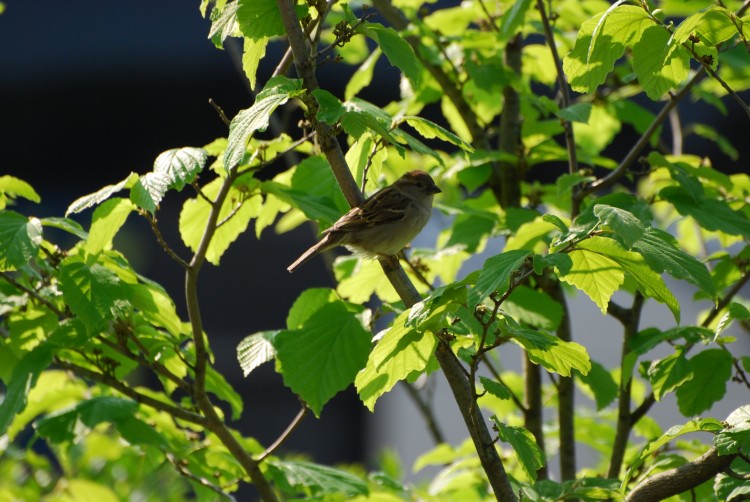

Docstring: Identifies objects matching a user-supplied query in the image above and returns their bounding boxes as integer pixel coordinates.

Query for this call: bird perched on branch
[287,170,441,272]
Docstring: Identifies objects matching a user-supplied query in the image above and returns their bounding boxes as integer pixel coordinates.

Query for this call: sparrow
[287,170,441,272]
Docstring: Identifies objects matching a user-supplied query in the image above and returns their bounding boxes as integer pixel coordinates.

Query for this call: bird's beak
[429,184,442,194]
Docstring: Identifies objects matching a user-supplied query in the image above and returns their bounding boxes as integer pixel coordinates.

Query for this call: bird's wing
[326,187,409,235]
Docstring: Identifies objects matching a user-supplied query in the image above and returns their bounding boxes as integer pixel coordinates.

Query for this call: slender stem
[523,354,547,479]
[536,0,579,179]
[256,404,309,461]
[608,292,644,479]
[573,69,703,212]
[148,215,189,269]
[400,381,446,445]
[1,271,64,317]
[56,359,208,426]
[182,169,278,501]
[481,355,527,411]
[165,452,237,500]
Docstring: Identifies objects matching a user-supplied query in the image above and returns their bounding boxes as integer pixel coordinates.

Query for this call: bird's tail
[287,235,332,273]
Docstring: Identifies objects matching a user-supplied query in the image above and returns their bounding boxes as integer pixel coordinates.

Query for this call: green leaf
[0,211,42,271]
[224,76,305,170]
[480,376,512,400]
[36,396,138,443]
[242,36,268,90]
[576,361,618,410]
[403,116,475,153]
[660,185,750,237]
[556,102,592,124]
[647,348,693,401]
[179,176,262,265]
[130,172,169,214]
[205,365,243,420]
[468,249,530,309]
[65,172,138,216]
[509,328,591,377]
[577,237,680,321]
[84,198,135,255]
[504,286,563,331]
[115,416,167,448]
[236,330,278,377]
[274,302,371,417]
[563,5,653,93]
[492,419,545,481]
[286,288,339,329]
[715,302,750,340]
[673,6,738,47]
[623,417,725,487]
[312,89,345,124]
[153,147,207,191]
[59,255,130,329]
[558,247,624,314]
[268,459,368,496]
[40,217,88,240]
[0,175,40,204]
[127,282,182,337]
[632,26,690,100]
[208,0,239,47]
[593,204,645,248]
[0,346,53,436]
[236,0,285,38]
[676,349,733,416]
[498,0,533,41]
[355,311,437,411]
[364,24,421,89]
[632,227,716,299]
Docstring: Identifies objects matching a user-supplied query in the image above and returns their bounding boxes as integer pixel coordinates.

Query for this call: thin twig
[536,0,579,181]
[481,354,526,411]
[256,404,308,462]
[209,98,232,127]
[399,381,446,445]
[0,271,65,317]
[165,452,237,500]
[56,359,208,426]
[574,69,704,209]
[147,215,189,269]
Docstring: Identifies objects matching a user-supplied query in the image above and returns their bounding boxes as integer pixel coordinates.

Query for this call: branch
[573,69,703,210]
[626,448,735,502]
[165,452,237,501]
[535,0,579,181]
[256,404,308,462]
[608,292,645,479]
[276,2,517,498]
[147,215,189,269]
[400,381,446,445]
[56,359,208,426]
[1,271,65,317]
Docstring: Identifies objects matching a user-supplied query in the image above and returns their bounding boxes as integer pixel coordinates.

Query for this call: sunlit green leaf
[0,211,42,271]
[492,419,546,481]
[84,198,135,255]
[268,459,368,496]
[647,348,693,401]
[225,76,305,170]
[236,330,279,377]
[468,249,530,309]
[355,311,437,411]
[275,302,371,416]
[153,147,207,191]
[676,349,733,415]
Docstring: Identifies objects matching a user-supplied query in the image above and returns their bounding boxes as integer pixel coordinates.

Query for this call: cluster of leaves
[2,0,750,500]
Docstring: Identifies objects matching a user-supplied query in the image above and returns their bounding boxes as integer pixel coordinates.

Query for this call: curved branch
[626,448,735,502]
